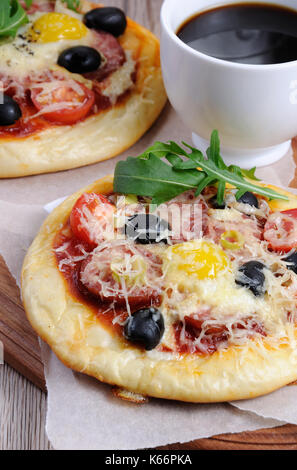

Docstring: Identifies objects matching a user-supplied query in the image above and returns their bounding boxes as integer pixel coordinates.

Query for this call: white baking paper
[0,103,295,206]
[232,386,297,425]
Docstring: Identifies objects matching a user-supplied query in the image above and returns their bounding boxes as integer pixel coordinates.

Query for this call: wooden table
[1,0,297,450]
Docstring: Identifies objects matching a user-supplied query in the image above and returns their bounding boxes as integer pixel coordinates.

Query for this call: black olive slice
[235,261,266,296]
[124,307,164,350]
[238,192,259,208]
[84,7,127,37]
[283,252,297,274]
[124,214,170,244]
[0,95,22,126]
[209,196,226,209]
[58,46,101,74]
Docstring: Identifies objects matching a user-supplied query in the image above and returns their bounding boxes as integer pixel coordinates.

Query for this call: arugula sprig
[0,0,28,38]
[114,130,288,205]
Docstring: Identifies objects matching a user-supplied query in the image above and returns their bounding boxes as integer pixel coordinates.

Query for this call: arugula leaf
[207,129,226,169]
[113,131,288,204]
[240,166,259,181]
[24,0,33,8]
[138,141,188,160]
[114,154,205,205]
[174,139,288,204]
[0,0,28,38]
[62,0,80,11]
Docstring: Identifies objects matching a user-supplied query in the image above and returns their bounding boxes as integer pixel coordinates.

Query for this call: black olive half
[235,261,266,296]
[58,46,101,74]
[209,196,226,209]
[0,94,22,126]
[237,192,259,208]
[283,251,297,274]
[84,7,127,37]
[124,214,170,244]
[124,307,165,350]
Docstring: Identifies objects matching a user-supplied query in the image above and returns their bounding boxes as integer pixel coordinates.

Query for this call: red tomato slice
[31,81,95,124]
[70,193,115,247]
[263,209,297,253]
[282,208,297,218]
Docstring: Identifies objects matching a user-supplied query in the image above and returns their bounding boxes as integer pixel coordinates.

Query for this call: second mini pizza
[0,0,166,177]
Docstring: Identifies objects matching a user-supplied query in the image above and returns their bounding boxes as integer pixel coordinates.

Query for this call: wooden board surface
[1,0,297,451]
[0,257,45,391]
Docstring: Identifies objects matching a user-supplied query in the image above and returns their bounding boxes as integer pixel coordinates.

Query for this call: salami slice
[84,31,126,83]
[80,244,162,306]
[22,1,54,14]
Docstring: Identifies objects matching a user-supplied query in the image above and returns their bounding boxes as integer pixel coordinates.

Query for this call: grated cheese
[55,188,297,355]
[100,51,135,105]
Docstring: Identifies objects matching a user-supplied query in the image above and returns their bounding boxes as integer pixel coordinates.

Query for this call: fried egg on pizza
[0,0,166,177]
[22,133,297,403]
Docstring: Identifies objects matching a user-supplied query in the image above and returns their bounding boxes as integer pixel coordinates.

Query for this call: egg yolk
[29,13,88,43]
[168,240,230,280]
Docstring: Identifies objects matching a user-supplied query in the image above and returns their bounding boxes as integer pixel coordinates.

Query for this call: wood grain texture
[0,364,51,450]
[0,256,45,391]
[158,424,297,450]
[1,0,297,451]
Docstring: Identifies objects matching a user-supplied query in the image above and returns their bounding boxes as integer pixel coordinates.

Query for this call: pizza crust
[0,1,167,178]
[21,177,297,402]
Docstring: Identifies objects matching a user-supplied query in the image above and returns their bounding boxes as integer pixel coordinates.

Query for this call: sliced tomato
[263,209,297,253]
[70,193,115,247]
[282,208,297,218]
[30,80,95,125]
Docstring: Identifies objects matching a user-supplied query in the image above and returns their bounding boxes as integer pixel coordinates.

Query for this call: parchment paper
[1,105,297,449]
[0,103,295,205]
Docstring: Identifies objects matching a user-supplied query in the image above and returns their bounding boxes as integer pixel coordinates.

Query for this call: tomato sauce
[0,84,135,139]
[0,90,50,138]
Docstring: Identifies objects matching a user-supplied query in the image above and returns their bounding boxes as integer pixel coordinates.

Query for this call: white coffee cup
[160,0,297,168]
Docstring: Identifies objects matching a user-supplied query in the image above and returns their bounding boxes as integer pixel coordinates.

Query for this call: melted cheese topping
[56,189,297,354]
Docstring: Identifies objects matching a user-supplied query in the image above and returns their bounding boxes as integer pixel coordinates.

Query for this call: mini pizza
[22,132,297,402]
[0,0,166,177]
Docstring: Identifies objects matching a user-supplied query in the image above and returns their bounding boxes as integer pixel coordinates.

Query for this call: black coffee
[177,3,297,64]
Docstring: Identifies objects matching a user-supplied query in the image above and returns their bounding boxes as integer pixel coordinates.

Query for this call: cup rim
[160,0,297,71]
